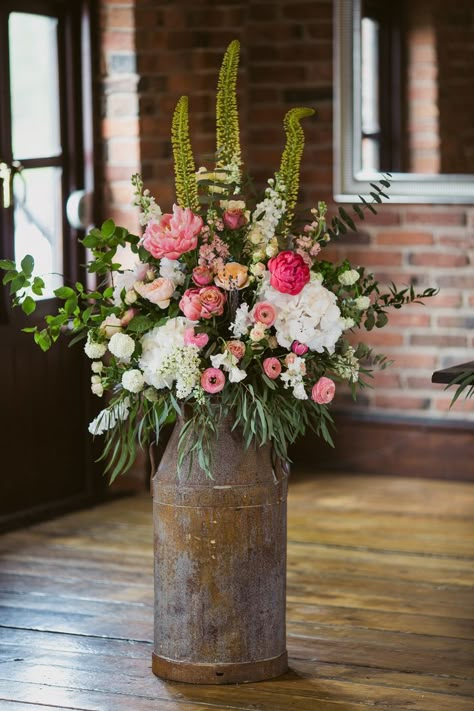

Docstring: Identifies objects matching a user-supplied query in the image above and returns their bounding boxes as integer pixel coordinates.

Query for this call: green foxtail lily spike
[279,107,315,236]
[216,40,242,171]
[171,96,200,212]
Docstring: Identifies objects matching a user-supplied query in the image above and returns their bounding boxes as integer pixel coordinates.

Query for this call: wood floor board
[0,474,472,710]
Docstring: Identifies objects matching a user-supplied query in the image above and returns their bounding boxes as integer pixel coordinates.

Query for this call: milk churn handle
[271,445,290,483]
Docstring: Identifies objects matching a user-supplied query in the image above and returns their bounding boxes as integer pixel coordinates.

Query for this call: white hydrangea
[338,269,360,286]
[260,279,345,354]
[139,317,198,395]
[159,257,185,286]
[354,295,371,310]
[88,398,130,436]
[109,332,135,363]
[230,302,252,338]
[210,352,247,383]
[122,369,145,393]
[84,336,107,360]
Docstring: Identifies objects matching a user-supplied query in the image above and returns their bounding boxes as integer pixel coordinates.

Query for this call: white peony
[122,369,145,393]
[109,332,135,362]
[338,269,360,286]
[260,280,344,354]
[84,336,107,360]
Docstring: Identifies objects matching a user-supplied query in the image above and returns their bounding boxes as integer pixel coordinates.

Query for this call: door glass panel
[14,168,63,299]
[9,13,61,159]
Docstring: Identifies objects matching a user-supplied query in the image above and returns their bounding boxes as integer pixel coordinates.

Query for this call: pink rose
[263,357,281,380]
[198,286,226,318]
[253,301,276,326]
[142,204,203,260]
[179,288,203,321]
[226,340,245,360]
[223,210,247,230]
[134,278,175,308]
[121,308,138,327]
[184,327,209,349]
[311,377,336,405]
[291,340,308,356]
[201,368,226,394]
[192,266,213,286]
[268,250,310,295]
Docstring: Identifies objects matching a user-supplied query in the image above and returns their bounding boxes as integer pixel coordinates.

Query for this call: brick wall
[99,0,474,424]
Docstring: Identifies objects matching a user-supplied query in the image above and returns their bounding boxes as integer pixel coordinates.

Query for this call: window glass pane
[14,168,63,300]
[361,17,380,172]
[9,13,61,159]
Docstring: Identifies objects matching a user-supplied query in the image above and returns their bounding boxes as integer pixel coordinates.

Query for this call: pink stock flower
[201,368,226,393]
[311,377,336,405]
[192,265,213,286]
[179,286,226,320]
[268,250,310,295]
[142,204,203,260]
[134,278,175,308]
[253,301,276,327]
[184,327,209,349]
[223,210,247,230]
[291,340,309,356]
[263,357,282,379]
[226,340,245,360]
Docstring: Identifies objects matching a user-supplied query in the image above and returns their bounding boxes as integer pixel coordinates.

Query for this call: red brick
[341,250,402,267]
[102,117,139,139]
[375,231,434,246]
[374,395,431,410]
[404,210,467,227]
[371,372,402,389]
[102,30,135,51]
[406,376,432,389]
[387,353,438,369]
[410,334,468,348]
[106,6,134,28]
[439,234,474,250]
[437,315,474,329]
[107,138,140,165]
[387,312,431,327]
[409,252,470,268]
[363,331,405,347]
[430,292,463,308]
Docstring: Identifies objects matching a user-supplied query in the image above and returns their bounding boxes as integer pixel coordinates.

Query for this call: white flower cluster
[280,356,307,400]
[333,346,360,383]
[251,177,286,243]
[88,398,130,436]
[210,351,247,383]
[139,317,199,397]
[230,302,252,338]
[122,368,145,393]
[133,188,162,227]
[113,262,149,306]
[159,257,185,286]
[338,269,360,286]
[260,278,344,354]
[84,335,107,360]
[354,295,371,310]
[109,332,135,363]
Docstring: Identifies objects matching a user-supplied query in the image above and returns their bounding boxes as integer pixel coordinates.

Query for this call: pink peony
[201,367,226,393]
[311,377,336,405]
[291,340,309,356]
[184,327,209,349]
[179,288,203,321]
[142,204,203,260]
[134,278,175,308]
[179,286,226,320]
[192,265,213,286]
[253,301,276,326]
[263,357,282,379]
[226,340,245,360]
[268,250,310,295]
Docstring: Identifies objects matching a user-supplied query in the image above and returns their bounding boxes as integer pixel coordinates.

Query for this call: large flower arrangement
[1,41,436,480]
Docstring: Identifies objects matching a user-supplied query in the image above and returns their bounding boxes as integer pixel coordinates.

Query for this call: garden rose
[142,204,203,260]
[201,367,226,393]
[214,262,249,290]
[268,250,310,295]
[199,286,226,318]
[134,278,175,308]
[226,340,245,360]
[253,301,276,326]
[291,340,308,356]
[192,266,213,286]
[99,314,122,339]
[311,377,336,405]
[263,357,281,379]
[184,327,209,349]
[179,288,202,321]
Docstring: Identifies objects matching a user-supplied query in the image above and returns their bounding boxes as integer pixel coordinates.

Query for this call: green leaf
[20,254,34,276]
[101,218,116,238]
[31,276,45,296]
[34,329,52,352]
[10,274,27,293]
[54,286,75,299]
[21,296,36,315]
[0,259,16,270]
[3,270,18,285]
[375,312,388,328]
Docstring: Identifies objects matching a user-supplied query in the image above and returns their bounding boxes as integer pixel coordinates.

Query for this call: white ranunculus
[109,332,135,362]
[84,337,107,360]
[122,369,145,393]
[338,269,360,286]
[354,296,371,310]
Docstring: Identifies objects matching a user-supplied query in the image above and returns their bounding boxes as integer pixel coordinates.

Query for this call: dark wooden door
[0,0,102,529]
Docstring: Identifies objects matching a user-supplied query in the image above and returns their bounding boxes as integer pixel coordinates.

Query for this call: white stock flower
[210,352,247,383]
[354,296,371,310]
[338,269,360,286]
[84,336,107,360]
[230,302,252,338]
[292,382,308,400]
[109,332,135,362]
[122,369,145,393]
[88,398,130,436]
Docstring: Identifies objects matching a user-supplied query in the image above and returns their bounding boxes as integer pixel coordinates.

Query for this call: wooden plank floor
[0,474,473,710]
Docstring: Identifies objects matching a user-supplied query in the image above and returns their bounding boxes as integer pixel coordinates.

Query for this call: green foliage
[216,40,241,170]
[327,175,392,239]
[278,107,315,236]
[171,96,200,212]
[445,371,474,407]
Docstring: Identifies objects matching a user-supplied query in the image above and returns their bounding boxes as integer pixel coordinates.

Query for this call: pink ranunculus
[268,250,310,296]
[184,327,209,349]
[121,308,138,327]
[291,340,309,356]
[226,340,245,360]
[311,377,336,405]
[192,265,213,286]
[179,288,203,321]
[263,357,282,380]
[199,286,226,318]
[134,278,175,308]
[142,204,203,260]
[253,301,276,327]
[223,210,247,230]
[201,367,226,394]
